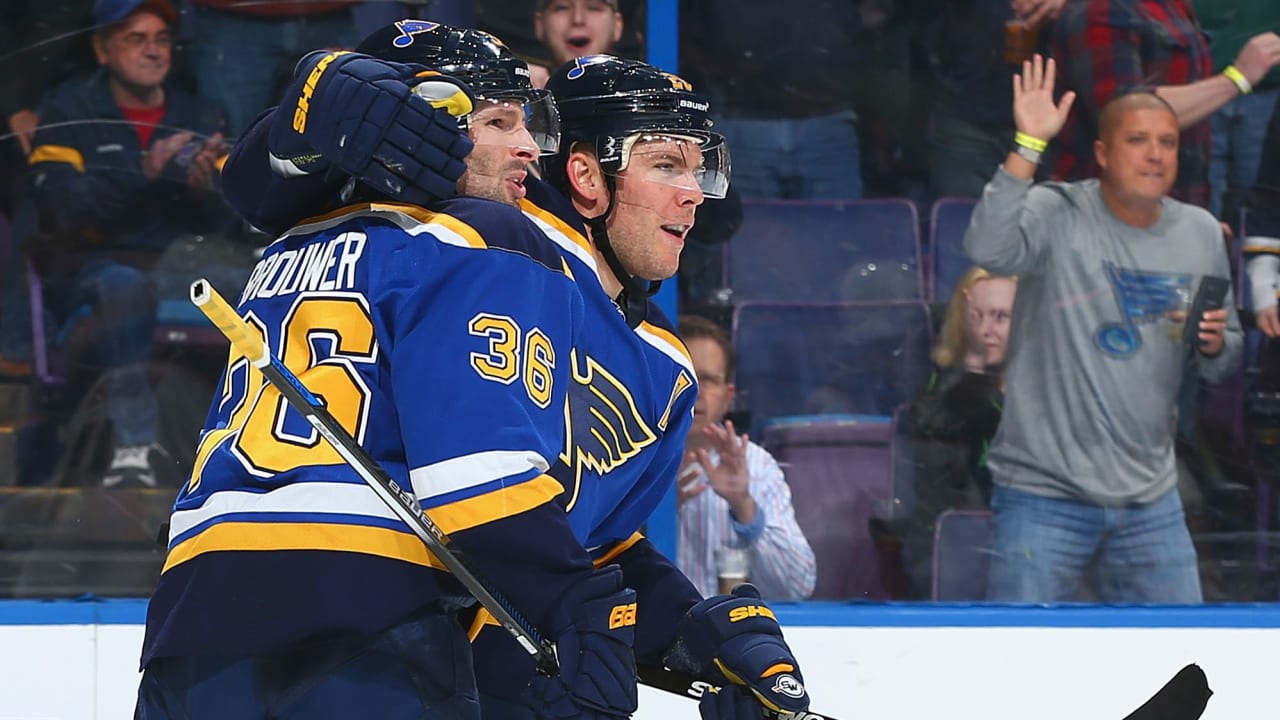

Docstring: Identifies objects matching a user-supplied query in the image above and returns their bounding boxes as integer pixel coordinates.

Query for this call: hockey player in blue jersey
[215,21,811,720]
[135,26,645,720]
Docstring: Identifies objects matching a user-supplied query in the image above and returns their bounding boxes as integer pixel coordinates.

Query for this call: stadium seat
[762,414,894,600]
[732,300,933,437]
[931,509,994,601]
[928,197,977,302]
[726,199,923,303]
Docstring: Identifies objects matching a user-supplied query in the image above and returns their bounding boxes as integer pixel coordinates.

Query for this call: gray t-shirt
[965,168,1243,505]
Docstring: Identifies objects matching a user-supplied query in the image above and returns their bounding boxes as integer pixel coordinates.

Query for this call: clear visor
[463,91,560,156]
[609,133,731,199]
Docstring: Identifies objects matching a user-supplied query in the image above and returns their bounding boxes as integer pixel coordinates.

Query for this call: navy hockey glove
[525,566,639,720]
[268,50,474,205]
[663,584,809,715]
[700,684,767,720]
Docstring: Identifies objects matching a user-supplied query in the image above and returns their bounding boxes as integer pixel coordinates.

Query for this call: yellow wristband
[1224,65,1253,95]
[1014,132,1049,153]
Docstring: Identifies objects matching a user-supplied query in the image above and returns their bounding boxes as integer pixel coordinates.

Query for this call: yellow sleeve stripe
[28,145,85,173]
[1244,245,1280,255]
[425,473,562,535]
[639,320,694,367]
[594,531,645,566]
[366,202,488,249]
[161,520,450,573]
[467,529,631,640]
[521,199,594,257]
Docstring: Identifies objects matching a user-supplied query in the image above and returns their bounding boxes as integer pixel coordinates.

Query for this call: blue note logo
[1094,263,1192,357]
[392,20,440,47]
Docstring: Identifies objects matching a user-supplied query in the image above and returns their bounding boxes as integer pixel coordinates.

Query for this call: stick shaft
[189,279,557,671]
[188,279,841,720]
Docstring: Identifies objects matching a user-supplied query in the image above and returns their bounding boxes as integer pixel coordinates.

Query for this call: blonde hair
[932,266,1015,368]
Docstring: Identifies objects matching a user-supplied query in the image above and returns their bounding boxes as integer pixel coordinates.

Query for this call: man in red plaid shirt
[1050,0,1280,208]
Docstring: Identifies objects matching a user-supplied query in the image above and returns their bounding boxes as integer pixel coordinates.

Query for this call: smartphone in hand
[1183,276,1230,348]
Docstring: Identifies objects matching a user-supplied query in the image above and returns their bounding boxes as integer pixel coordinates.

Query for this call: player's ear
[567,149,607,205]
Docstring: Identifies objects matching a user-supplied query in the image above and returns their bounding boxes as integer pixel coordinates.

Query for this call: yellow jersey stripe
[427,473,563,534]
[466,528,644,640]
[637,320,695,375]
[162,520,448,573]
[593,531,644,565]
[521,199,593,258]
[276,202,488,250]
[28,144,85,173]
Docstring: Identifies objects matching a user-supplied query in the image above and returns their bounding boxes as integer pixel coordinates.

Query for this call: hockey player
[135,27,640,720]
[215,21,809,720]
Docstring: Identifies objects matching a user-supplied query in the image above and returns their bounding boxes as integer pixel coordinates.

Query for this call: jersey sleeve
[220,107,346,237]
[608,535,703,664]
[379,207,599,635]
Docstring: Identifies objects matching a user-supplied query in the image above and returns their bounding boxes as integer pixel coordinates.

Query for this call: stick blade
[1122,663,1212,720]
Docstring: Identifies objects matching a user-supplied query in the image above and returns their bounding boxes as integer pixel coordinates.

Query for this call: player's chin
[644,255,681,283]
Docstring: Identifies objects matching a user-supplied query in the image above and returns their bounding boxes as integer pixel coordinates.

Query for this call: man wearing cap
[19,0,232,487]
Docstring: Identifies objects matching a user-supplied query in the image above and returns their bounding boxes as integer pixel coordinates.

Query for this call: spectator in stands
[910,0,1065,197]
[475,0,643,89]
[676,314,816,601]
[1245,99,1280,338]
[679,1,863,200]
[1196,1,1280,219]
[1050,0,1280,208]
[19,0,230,486]
[0,1,97,210]
[903,266,1014,598]
[529,0,625,88]
[966,57,1242,603]
[189,0,359,134]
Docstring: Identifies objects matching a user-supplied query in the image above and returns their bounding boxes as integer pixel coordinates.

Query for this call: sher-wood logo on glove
[728,604,777,622]
[771,674,805,699]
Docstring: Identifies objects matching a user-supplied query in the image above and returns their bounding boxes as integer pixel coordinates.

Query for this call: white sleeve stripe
[168,481,400,542]
[527,212,599,273]
[406,223,474,248]
[636,325,696,376]
[409,449,551,500]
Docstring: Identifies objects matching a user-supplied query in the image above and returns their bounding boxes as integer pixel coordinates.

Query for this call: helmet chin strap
[586,174,657,327]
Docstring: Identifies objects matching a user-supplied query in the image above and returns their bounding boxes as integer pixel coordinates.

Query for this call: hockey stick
[189,279,839,720]
[190,279,558,675]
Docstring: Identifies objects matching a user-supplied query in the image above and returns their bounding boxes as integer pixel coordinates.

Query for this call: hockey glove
[700,684,768,720]
[268,50,474,206]
[663,584,809,715]
[524,566,639,720]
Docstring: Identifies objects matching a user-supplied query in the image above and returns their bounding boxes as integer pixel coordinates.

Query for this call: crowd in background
[1,0,1280,604]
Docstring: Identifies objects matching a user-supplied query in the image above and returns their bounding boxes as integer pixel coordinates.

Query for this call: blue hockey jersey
[215,110,706,673]
[141,197,597,666]
[466,181,705,698]
[521,180,698,552]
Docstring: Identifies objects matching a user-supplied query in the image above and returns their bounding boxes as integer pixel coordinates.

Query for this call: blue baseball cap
[92,0,177,26]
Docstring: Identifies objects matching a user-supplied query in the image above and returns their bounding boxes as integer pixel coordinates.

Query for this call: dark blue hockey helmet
[544,54,729,198]
[356,20,559,154]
